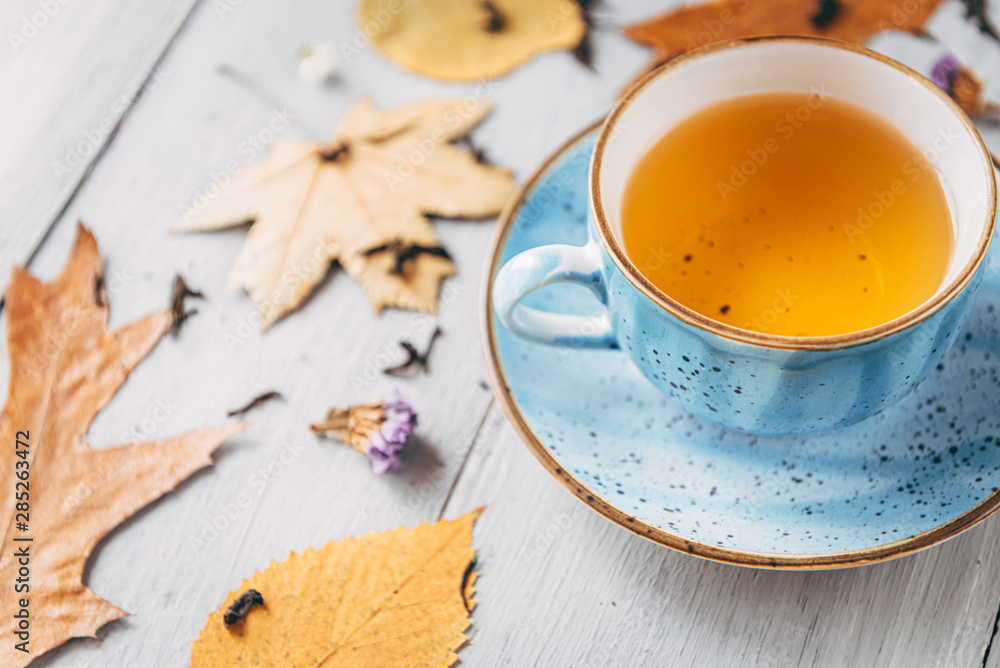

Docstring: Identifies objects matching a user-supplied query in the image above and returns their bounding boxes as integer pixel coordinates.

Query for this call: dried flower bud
[310,390,417,474]
[930,53,999,121]
[930,54,960,92]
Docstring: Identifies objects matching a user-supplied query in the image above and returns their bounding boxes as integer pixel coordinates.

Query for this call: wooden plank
[15,0,637,664]
[444,410,1000,667]
[0,0,200,292]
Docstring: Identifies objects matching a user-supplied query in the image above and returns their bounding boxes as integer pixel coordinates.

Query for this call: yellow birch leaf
[358,0,587,81]
[173,97,515,329]
[0,224,244,667]
[190,509,482,667]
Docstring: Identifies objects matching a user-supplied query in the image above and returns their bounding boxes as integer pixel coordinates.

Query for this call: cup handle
[493,242,617,349]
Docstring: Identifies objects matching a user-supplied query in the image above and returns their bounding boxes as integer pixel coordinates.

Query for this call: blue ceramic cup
[493,38,998,435]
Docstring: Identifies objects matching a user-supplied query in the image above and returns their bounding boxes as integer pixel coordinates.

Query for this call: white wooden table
[4,0,1000,666]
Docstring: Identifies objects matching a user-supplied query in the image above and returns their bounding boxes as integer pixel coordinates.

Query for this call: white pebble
[298,43,338,85]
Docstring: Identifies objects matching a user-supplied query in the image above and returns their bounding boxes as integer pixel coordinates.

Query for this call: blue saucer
[481,124,1000,569]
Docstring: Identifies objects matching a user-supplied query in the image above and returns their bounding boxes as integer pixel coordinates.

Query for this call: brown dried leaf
[358,0,587,82]
[190,509,482,667]
[623,0,946,83]
[0,225,243,666]
[173,97,515,329]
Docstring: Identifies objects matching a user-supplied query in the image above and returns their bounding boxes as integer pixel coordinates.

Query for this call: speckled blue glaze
[494,133,997,436]
[608,259,980,435]
[488,129,1000,560]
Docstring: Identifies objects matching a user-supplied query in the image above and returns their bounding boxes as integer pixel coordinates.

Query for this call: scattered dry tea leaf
[173,97,515,329]
[0,225,243,667]
[223,589,264,628]
[226,391,283,417]
[190,509,482,667]
[623,0,946,83]
[170,274,205,336]
[960,0,1000,43]
[383,326,442,376]
[357,0,587,81]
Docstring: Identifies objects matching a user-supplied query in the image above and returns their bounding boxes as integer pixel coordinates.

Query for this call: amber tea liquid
[621,92,954,337]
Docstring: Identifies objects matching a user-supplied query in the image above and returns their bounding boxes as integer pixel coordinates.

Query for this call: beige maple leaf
[357,0,587,82]
[190,509,481,667]
[0,225,244,667]
[173,97,516,329]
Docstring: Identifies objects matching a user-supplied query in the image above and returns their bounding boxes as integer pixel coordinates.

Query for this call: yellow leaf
[190,509,482,667]
[0,224,244,667]
[173,97,516,329]
[358,0,587,82]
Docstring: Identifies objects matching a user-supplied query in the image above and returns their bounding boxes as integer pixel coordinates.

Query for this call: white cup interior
[596,39,994,306]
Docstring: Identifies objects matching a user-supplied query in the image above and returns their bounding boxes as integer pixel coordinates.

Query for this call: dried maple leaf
[173,97,515,329]
[357,0,587,81]
[190,509,482,667]
[0,225,244,667]
[623,0,946,84]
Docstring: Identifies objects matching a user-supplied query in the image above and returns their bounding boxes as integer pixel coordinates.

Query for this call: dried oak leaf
[190,509,482,667]
[623,0,946,83]
[0,224,243,667]
[357,0,587,81]
[173,97,515,329]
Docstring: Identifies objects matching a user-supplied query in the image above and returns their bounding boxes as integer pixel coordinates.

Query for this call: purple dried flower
[930,54,960,92]
[926,54,998,120]
[366,434,402,475]
[364,390,416,474]
[380,390,418,444]
[309,389,418,475]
